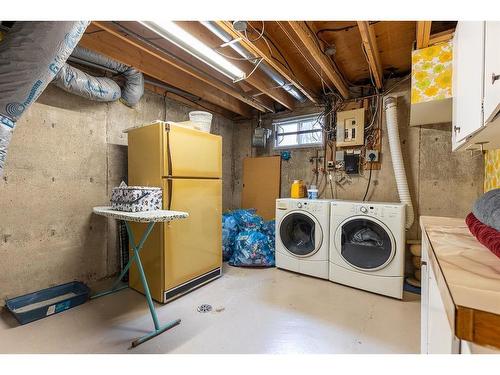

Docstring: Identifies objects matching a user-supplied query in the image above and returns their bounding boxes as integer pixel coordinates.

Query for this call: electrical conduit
[384,96,414,229]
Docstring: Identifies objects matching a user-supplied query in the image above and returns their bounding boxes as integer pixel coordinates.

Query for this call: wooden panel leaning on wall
[241,156,281,220]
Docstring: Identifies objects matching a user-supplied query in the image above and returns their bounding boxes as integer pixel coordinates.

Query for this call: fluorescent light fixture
[139,21,246,82]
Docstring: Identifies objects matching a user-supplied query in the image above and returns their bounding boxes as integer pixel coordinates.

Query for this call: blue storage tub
[5,281,90,325]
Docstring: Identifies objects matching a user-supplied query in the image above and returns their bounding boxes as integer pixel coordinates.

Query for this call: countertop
[420,216,500,349]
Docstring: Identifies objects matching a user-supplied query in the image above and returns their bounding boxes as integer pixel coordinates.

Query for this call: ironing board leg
[124,221,181,348]
[92,220,181,348]
[91,221,156,300]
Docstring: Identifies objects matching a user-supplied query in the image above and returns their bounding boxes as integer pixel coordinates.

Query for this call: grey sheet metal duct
[201,21,306,103]
[0,21,89,177]
[67,46,144,106]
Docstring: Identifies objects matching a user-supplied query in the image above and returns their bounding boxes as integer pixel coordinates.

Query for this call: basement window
[273,113,324,149]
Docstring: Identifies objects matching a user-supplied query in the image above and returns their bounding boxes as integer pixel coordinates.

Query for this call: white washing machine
[275,198,331,279]
[329,200,406,299]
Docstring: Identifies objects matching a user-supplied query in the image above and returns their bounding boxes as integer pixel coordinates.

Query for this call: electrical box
[344,153,360,174]
[336,108,365,147]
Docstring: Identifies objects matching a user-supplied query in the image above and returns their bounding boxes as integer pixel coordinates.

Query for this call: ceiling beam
[92,22,267,113]
[281,21,350,99]
[429,28,454,45]
[144,83,237,120]
[416,21,432,49]
[180,21,294,111]
[357,21,384,89]
[215,21,317,103]
[79,23,254,118]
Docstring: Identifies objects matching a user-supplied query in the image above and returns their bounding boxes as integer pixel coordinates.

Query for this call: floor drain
[197,304,212,313]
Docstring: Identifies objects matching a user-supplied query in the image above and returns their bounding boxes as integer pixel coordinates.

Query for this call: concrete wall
[232,83,484,240]
[0,85,235,304]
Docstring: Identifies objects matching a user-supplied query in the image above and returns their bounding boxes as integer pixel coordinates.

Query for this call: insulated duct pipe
[67,46,144,106]
[53,63,122,102]
[0,21,89,177]
[201,21,306,103]
[384,97,414,229]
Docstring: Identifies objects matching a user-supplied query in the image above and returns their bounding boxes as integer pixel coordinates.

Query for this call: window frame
[272,113,324,150]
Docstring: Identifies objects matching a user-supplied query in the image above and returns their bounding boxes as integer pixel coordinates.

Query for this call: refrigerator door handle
[167,178,173,210]
[165,125,173,177]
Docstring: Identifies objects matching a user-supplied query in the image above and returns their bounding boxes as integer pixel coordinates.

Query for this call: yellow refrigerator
[125,121,222,303]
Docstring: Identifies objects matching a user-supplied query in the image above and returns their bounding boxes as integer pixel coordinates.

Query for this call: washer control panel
[277,199,329,214]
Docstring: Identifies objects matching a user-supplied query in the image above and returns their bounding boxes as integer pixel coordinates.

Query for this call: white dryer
[329,200,406,299]
[275,199,332,279]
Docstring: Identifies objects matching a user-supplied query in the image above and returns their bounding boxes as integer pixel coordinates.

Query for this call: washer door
[279,211,322,257]
[335,216,395,271]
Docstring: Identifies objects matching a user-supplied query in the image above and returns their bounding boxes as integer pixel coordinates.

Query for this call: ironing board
[92,206,188,348]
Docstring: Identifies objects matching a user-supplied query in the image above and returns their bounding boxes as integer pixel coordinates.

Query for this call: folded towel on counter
[465,212,500,259]
[472,188,500,232]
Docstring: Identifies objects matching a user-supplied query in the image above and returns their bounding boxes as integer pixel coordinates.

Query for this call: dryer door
[279,211,322,258]
[335,216,395,271]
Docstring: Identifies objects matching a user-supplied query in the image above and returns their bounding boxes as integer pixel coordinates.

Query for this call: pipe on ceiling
[201,21,307,103]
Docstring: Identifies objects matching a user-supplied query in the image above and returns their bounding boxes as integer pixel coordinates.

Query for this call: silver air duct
[66,46,144,106]
[201,21,306,103]
[0,21,90,177]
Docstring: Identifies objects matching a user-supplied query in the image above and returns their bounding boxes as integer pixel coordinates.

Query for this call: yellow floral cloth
[411,42,453,104]
[485,150,500,192]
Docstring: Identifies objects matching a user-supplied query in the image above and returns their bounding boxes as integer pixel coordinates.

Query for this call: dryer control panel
[348,203,402,219]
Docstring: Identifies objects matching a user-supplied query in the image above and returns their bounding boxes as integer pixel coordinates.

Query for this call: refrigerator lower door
[128,221,164,302]
[164,124,222,178]
[163,178,222,294]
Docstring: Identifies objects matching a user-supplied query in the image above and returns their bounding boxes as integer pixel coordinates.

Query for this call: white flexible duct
[384,96,414,229]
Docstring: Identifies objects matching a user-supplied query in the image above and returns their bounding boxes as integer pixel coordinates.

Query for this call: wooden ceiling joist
[215,21,317,103]
[416,21,432,49]
[89,21,264,115]
[429,28,454,46]
[280,21,350,99]
[179,21,294,111]
[145,83,236,120]
[357,21,384,89]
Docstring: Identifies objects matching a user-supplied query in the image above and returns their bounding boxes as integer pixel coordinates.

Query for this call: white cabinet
[452,21,500,151]
[483,22,500,124]
[420,234,459,354]
[452,21,484,150]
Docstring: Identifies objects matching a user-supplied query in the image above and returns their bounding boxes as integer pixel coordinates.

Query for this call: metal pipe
[201,21,307,103]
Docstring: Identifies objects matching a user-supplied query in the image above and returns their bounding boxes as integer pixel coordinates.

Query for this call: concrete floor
[0,265,420,354]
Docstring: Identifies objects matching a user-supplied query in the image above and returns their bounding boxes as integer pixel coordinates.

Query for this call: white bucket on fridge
[188,111,213,133]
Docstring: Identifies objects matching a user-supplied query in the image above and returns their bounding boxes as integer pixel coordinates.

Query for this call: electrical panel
[336,108,365,147]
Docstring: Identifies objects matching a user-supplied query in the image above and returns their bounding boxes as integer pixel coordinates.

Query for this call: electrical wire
[245,21,266,42]
[276,21,335,94]
[362,163,373,201]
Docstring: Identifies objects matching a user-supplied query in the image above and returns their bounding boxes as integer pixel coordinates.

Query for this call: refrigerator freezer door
[164,124,222,178]
[163,178,222,291]
[128,122,164,187]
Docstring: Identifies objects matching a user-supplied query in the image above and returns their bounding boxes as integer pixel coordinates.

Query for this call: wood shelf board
[421,216,500,349]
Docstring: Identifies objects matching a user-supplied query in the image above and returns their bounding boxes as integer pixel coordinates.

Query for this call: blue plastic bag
[229,230,275,267]
[261,219,276,252]
[232,209,264,231]
[222,213,239,261]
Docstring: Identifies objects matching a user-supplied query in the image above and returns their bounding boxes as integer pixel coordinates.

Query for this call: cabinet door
[427,262,460,354]
[452,22,485,144]
[420,234,430,353]
[483,22,500,124]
